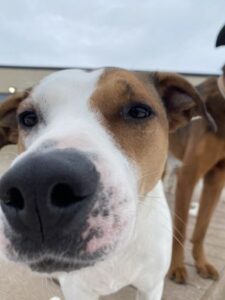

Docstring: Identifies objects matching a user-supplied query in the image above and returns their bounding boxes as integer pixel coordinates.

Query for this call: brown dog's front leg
[169,163,200,284]
[192,159,225,280]
[169,132,222,284]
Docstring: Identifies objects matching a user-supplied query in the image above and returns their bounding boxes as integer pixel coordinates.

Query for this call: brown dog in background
[169,66,225,283]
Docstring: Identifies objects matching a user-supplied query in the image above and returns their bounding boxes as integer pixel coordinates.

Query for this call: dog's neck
[217,75,225,99]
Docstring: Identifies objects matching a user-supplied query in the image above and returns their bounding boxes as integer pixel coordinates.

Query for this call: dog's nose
[0,150,99,241]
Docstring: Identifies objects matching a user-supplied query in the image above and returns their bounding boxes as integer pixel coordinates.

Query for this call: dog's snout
[51,183,82,208]
[0,150,99,241]
[3,187,25,210]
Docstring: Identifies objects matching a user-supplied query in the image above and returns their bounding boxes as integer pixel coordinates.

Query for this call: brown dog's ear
[0,90,30,148]
[154,72,217,132]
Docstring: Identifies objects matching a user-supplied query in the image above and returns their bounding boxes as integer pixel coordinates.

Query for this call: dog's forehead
[30,69,104,110]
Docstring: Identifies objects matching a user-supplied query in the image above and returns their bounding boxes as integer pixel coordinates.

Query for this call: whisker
[172,232,185,250]
[137,196,187,243]
[145,202,189,251]
[148,207,185,250]
[138,170,161,182]
[138,194,186,226]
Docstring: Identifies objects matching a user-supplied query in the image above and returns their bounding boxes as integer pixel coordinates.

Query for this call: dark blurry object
[216,24,225,47]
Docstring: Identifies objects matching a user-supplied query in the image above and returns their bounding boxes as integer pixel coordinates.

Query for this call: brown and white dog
[0,68,214,300]
[169,67,225,284]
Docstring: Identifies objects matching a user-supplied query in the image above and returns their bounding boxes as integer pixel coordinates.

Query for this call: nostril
[3,188,24,210]
[51,183,83,208]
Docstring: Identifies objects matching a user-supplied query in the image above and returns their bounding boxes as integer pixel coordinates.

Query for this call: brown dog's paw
[196,262,219,280]
[169,266,188,284]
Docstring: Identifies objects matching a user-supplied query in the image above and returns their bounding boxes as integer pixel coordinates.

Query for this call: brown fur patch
[91,69,168,194]
[0,90,30,149]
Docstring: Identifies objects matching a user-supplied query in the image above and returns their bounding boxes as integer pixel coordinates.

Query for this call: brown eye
[18,111,38,128]
[122,103,155,120]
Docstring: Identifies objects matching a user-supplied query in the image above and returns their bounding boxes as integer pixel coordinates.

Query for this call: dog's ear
[222,64,225,76]
[0,90,30,148]
[154,72,217,132]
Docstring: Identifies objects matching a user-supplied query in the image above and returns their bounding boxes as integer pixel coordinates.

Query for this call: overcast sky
[0,0,224,74]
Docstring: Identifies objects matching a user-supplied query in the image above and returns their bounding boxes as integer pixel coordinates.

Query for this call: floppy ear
[0,90,30,148]
[216,24,225,47]
[222,64,225,76]
[154,72,217,132]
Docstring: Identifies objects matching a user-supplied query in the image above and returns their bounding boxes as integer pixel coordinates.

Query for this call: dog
[0,68,214,300]
[169,66,225,284]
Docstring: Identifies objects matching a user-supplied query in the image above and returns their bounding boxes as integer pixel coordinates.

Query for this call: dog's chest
[79,252,141,294]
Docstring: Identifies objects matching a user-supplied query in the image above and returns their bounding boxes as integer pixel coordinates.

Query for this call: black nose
[0,150,99,241]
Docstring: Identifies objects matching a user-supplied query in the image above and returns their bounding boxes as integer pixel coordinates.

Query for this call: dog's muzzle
[0,149,102,271]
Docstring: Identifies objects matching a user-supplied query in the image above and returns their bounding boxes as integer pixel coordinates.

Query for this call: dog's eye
[18,111,38,128]
[122,103,155,120]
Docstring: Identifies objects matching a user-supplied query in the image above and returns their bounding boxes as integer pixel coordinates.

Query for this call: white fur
[0,69,172,300]
[59,182,172,300]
